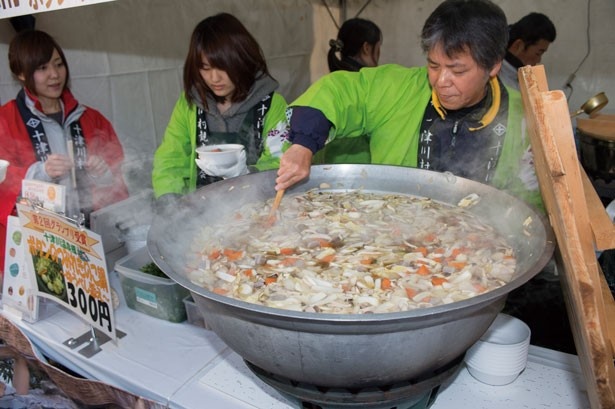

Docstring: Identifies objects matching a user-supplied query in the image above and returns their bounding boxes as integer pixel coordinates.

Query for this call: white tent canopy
[1,0,613,196]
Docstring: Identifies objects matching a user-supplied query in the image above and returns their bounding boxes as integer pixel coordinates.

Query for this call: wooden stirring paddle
[267,189,285,225]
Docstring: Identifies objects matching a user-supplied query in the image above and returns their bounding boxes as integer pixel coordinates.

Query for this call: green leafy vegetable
[139,262,168,279]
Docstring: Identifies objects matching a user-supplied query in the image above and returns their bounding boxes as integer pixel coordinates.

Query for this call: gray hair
[421,0,508,71]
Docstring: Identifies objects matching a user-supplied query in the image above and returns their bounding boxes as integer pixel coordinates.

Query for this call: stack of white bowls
[464,313,531,386]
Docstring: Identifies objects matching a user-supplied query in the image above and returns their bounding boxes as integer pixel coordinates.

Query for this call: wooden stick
[267,189,285,224]
[66,139,77,189]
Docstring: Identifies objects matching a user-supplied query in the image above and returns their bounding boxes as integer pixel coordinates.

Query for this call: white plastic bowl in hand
[464,313,531,386]
[195,144,248,178]
[196,144,245,167]
[0,159,9,183]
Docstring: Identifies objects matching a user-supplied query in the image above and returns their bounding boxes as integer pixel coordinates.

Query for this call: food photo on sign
[31,249,68,303]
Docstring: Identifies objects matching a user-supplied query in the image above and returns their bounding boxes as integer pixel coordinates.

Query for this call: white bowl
[464,314,531,386]
[195,144,244,167]
[466,363,521,386]
[0,159,8,183]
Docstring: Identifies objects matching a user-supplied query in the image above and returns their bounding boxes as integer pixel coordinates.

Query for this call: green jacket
[291,64,542,210]
[152,91,288,198]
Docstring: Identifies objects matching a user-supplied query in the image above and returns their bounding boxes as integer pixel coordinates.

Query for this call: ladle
[570,92,608,118]
[267,188,285,224]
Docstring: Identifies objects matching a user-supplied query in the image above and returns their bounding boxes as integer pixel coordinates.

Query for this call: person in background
[314,17,382,165]
[327,17,382,72]
[499,12,556,90]
[275,0,542,211]
[152,12,289,209]
[0,30,129,272]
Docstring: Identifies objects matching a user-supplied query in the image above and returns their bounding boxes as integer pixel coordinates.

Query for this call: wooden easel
[518,65,615,409]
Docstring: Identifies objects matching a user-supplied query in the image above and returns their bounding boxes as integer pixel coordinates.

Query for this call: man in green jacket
[275,0,542,210]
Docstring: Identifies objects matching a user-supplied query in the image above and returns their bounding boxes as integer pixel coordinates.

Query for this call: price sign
[21,180,66,213]
[16,203,116,341]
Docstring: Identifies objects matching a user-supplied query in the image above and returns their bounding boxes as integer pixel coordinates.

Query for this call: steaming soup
[187,190,516,313]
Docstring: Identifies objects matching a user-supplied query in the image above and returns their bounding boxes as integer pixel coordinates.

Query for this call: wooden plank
[581,168,615,250]
[597,266,615,353]
[519,65,615,409]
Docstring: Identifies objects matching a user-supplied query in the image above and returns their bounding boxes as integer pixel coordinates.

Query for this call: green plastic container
[115,246,189,323]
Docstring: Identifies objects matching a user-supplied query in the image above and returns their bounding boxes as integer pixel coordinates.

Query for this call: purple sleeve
[289,106,331,154]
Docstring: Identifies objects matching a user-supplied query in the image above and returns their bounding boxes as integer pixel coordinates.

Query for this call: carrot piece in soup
[416,265,431,276]
[431,277,448,286]
[405,287,418,298]
[415,247,428,256]
[319,254,335,263]
[223,248,244,261]
[208,249,221,260]
[280,257,300,266]
[318,239,333,248]
[448,261,467,270]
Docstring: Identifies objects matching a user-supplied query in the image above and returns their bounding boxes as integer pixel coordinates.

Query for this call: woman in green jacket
[152,13,288,205]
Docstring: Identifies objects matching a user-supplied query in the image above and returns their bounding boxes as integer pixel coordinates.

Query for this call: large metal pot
[148,165,554,388]
[578,116,615,185]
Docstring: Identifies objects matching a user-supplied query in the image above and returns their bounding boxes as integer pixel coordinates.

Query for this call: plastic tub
[183,295,210,330]
[115,247,189,322]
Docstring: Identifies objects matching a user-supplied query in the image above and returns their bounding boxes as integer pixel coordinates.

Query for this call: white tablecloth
[1,270,591,409]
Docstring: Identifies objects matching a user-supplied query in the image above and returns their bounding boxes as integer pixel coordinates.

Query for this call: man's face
[511,39,551,66]
[426,44,500,111]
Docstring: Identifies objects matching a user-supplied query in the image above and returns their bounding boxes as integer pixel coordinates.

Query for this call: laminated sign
[2,216,41,321]
[16,203,116,341]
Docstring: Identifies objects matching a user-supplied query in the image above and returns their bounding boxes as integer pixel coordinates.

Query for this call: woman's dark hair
[421,0,508,71]
[328,18,381,72]
[183,12,270,107]
[508,12,556,48]
[8,29,70,95]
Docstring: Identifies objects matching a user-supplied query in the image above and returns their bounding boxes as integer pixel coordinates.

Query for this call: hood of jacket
[190,73,278,133]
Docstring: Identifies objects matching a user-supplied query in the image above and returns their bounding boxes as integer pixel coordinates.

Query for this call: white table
[1,271,591,409]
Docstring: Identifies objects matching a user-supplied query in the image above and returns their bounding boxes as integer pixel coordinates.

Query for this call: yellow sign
[0,0,117,20]
[16,203,116,341]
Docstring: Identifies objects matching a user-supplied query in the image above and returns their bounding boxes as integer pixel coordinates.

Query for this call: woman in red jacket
[0,30,129,271]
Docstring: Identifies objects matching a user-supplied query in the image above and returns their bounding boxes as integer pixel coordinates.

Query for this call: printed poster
[16,203,117,341]
[2,216,40,321]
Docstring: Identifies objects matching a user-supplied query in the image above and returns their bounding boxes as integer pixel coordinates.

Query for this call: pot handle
[570,108,584,118]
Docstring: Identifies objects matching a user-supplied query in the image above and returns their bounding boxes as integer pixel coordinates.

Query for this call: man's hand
[275,144,313,191]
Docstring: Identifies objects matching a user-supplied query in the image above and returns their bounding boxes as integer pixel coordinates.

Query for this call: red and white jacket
[0,88,129,271]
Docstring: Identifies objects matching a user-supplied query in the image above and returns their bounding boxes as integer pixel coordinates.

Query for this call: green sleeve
[492,87,545,213]
[254,92,290,171]
[152,94,197,198]
[290,65,432,166]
